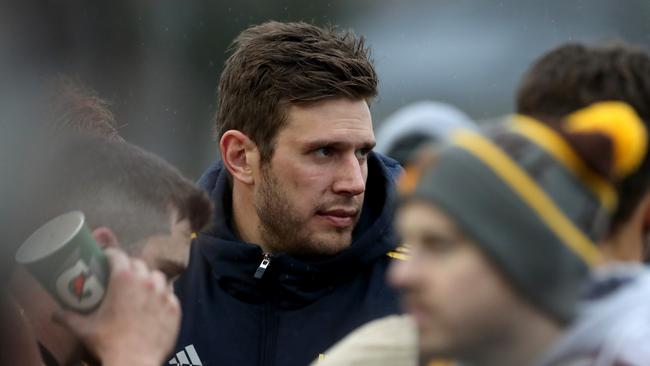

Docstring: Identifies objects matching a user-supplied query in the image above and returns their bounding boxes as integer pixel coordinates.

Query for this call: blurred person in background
[10,135,212,366]
[316,40,650,366]
[45,75,125,142]
[173,20,403,366]
[513,41,650,366]
[374,100,475,167]
[374,101,476,194]
[389,101,647,366]
[516,42,650,263]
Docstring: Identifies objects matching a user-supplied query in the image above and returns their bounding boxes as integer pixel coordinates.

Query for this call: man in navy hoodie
[172,21,402,366]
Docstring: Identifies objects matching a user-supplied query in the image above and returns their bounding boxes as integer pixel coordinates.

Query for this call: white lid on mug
[16,211,85,264]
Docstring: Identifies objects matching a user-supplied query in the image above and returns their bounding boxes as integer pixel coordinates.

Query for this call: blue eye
[356,148,371,159]
[315,147,332,157]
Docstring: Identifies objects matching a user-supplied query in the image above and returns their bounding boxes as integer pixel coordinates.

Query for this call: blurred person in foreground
[317,41,650,366]
[388,101,647,366]
[45,75,125,142]
[0,5,202,363]
[318,101,647,366]
[8,135,212,366]
[4,80,211,365]
[173,20,402,366]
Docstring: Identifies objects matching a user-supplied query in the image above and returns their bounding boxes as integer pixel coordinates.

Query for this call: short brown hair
[25,136,212,252]
[516,42,650,230]
[216,21,378,161]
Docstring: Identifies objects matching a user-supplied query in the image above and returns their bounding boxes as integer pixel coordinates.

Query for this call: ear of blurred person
[516,41,650,263]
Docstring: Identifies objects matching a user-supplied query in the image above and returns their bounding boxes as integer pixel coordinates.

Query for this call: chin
[418,331,457,360]
[308,233,353,256]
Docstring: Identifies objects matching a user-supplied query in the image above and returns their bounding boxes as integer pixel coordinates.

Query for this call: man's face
[139,209,193,283]
[389,201,523,360]
[254,98,375,257]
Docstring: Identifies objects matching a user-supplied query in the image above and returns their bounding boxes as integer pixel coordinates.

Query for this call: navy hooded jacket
[171,152,402,366]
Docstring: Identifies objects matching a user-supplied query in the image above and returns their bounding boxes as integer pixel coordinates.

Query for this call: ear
[91,227,120,250]
[220,130,260,185]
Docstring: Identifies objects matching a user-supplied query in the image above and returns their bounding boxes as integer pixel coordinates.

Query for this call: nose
[331,154,366,196]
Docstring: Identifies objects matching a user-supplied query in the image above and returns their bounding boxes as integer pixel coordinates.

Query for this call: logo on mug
[56,258,105,311]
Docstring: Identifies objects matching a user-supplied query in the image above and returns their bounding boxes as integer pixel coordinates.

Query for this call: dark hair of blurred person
[390,101,648,366]
[3,76,124,289]
[46,75,124,142]
[516,42,650,261]
[174,21,403,366]
[15,135,213,279]
[10,135,212,366]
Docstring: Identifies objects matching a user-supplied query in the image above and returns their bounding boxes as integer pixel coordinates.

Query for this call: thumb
[51,308,88,337]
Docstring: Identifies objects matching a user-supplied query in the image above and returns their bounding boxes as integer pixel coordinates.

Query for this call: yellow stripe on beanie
[453,131,603,267]
[511,115,618,211]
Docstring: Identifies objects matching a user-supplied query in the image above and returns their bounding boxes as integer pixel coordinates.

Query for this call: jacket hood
[192,152,401,307]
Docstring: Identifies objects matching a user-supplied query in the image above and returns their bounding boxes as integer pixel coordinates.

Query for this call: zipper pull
[254,253,271,279]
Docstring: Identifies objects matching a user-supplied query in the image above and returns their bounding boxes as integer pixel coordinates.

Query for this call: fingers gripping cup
[15,211,109,313]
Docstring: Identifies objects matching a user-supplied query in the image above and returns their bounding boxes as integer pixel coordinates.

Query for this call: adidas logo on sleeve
[169,344,203,366]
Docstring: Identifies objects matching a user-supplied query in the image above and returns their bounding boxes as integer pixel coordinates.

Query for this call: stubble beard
[255,166,354,257]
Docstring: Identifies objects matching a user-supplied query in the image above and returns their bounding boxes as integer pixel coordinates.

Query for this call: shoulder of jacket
[373,152,403,181]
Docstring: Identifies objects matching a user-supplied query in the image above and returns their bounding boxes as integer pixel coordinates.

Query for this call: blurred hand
[52,248,181,366]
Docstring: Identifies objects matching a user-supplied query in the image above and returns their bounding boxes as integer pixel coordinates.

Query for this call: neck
[601,230,642,263]
[10,268,81,365]
[600,193,650,263]
[463,312,562,366]
[232,181,268,252]
[601,212,645,263]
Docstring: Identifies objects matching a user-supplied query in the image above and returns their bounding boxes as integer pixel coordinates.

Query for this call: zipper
[258,303,278,366]
[254,253,271,279]
[256,253,278,366]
